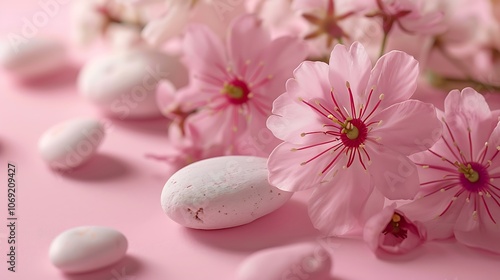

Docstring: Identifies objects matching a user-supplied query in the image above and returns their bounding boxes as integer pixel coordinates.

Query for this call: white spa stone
[78,48,188,119]
[237,243,332,280]
[38,118,105,170]
[161,156,293,229]
[49,226,128,274]
[0,38,66,80]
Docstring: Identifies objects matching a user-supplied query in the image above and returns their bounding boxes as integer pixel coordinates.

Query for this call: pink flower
[249,0,368,58]
[146,118,226,169]
[400,87,500,254]
[298,0,356,48]
[141,0,247,46]
[71,0,146,47]
[168,14,308,156]
[363,0,444,35]
[364,204,426,255]
[267,42,442,236]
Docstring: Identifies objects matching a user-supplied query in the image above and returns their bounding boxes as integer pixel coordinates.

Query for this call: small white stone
[78,48,188,119]
[49,226,128,274]
[237,242,332,280]
[0,38,66,80]
[161,156,293,229]
[38,118,105,170]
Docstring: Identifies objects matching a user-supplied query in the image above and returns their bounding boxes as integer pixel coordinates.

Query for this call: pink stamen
[296,139,339,151]
[421,177,458,186]
[438,188,465,217]
[346,147,356,167]
[427,149,456,167]
[416,163,456,173]
[489,148,500,163]
[330,90,347,120]
[443,119,468,163]
[468,129,474,162]
[302,100,330,118]
[321,146,348,174]
[481,195,496,224]
[357,149,367,170]
[347,85,357,118]
[301,143,341,166]
[362,98,382,122]
[360,88,374,119]
[488,183,500,192]
[247,62,265,84]
[423,182,460,198]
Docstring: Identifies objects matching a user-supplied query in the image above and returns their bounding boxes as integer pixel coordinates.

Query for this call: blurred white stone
[38,118,105,170]
[0,38,66,80]
[78,48,188,119]
[49,226,128,273]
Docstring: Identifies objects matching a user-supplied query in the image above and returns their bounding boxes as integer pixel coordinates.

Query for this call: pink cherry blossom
[141,0,247,46]
[249,0,368,59]
[364,204,426,255]
[400,87,500,254]
[298,0,357,48]
[363,0,444,35]
[71,0,146,47]
[267,42,442,236]
[166,14,308,157]
[146,121,226,170]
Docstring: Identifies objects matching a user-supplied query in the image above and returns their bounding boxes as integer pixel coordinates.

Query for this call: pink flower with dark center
[364,0,444,35]
[364,204,426,255]
[168,14,308,156]
[400,87,500,254]
[267,42,442,236]
[300,0,356,47]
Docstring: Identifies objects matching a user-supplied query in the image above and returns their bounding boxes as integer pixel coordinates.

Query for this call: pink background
[1,1,499,279]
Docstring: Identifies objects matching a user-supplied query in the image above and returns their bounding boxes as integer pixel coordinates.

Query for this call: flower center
[332,117,368,147]
[383,213,408,239]
[221,79,251,105]
[456,161,490,192]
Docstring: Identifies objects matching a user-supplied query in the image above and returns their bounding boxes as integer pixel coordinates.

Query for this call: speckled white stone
[78,48,188,119]
[0,38,66,80]
[38,118,105,170]
[161,156,293,229]
[49,226,128,274]
[237,242,332,280]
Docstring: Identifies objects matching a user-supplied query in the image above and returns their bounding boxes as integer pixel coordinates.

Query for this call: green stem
[379,32,389,58]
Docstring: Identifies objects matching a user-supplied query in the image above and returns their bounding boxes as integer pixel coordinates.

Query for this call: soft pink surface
[0,2,499,280]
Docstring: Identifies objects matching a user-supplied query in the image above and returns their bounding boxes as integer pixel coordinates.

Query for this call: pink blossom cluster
[71,0,500,256]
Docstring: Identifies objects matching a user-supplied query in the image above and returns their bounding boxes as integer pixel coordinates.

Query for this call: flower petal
[184,109,236,152]
[308,165,383,236]
[288,60,331,101]
[328,42,372,110]
[366,50,419,111]
[183,23,227,76]
[399,190,464,240]
[370,100,442,155]
[454,194,500,253]
[366,145,420,200]
[267,142,344,191]
[266,61,333,145]
[267,93,331,145]
[444,88,495,160]
[228,15,271,76]
[254,36,308,103]
[363,203,397,251]
[142,2,191,45]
